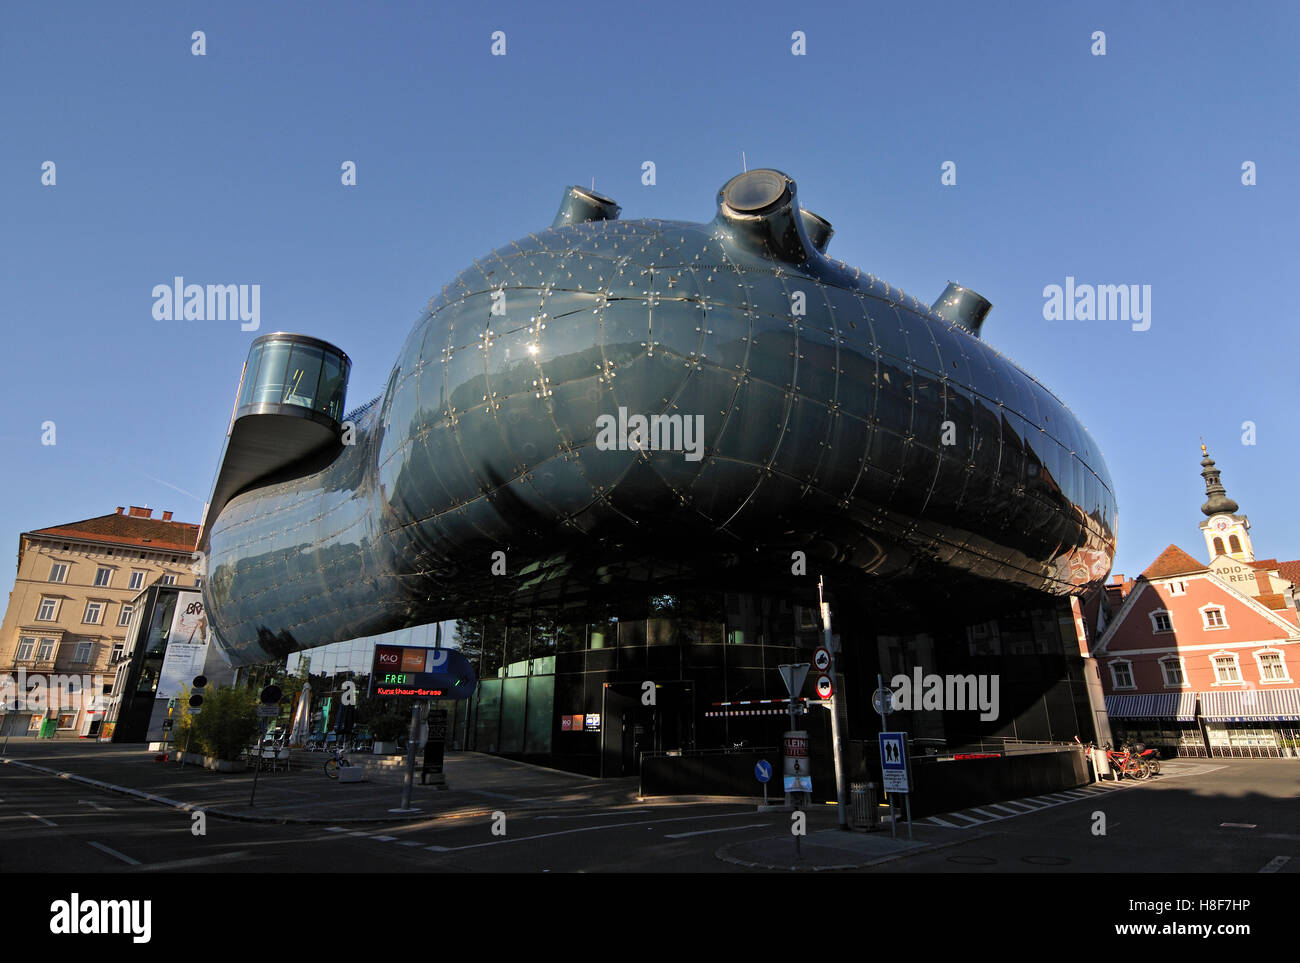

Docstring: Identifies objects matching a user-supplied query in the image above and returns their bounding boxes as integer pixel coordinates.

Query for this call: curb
[715,830,991,872]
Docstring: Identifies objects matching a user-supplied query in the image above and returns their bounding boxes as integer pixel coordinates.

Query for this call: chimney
[1110,574,1125,585]
[115,507,125,515]
[1255,571,1272,595]
[162,511,173,522]
[128,506,153,519]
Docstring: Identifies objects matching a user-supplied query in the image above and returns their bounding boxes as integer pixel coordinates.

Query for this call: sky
[1,0,1297,599]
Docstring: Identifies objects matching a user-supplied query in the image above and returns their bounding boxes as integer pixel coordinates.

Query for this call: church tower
[1198,445,1253,562]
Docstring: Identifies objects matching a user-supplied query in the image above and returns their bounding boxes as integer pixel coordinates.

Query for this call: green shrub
[187,685,260,761]
[369,707,410,742]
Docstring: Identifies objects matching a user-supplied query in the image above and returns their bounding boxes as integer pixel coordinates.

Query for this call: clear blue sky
[2,0,1296,596]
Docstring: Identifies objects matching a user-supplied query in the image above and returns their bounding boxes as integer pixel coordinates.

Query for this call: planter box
[204,756,248,773]
[182,752,206,767]
[338,766,365,783]
[372,742,397,755]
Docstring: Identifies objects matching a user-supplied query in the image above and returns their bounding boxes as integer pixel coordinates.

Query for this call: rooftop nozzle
[931,282,992,338]
[552,186,621,229]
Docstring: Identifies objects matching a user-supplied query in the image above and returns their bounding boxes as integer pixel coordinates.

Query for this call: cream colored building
[0,506,200,736]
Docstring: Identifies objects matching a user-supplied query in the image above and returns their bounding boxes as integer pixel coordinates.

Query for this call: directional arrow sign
[754,760,772,784]
[777,663,810,699]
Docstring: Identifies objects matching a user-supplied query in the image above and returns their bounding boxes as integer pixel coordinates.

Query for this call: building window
[1255,650,1290,682]
[160,574,176,585]
[1229,535,1242,554]
[93,567,112,587]
[1212,653,1241,684]
[118,604,134,627]
[129,571,145,590]
[48,562,68,583]
[1160,657,1186,687]
[1202,607,1227,629]
[83,601,104,625]
[1169,581,1186,596]
[57,713,76,730]
[194,577,203,588]
[72,641,93,664]
[1213,537,1225,556]
[36,597,58,621]
[111,641,125,662]
[1150,610,1173,633]
[1110,661,1135,689]
[16,637,35,661]
[36,638,55,661]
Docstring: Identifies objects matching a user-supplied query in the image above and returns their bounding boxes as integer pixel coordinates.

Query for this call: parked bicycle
[1075,736,1152,780]
[324,746,352,779]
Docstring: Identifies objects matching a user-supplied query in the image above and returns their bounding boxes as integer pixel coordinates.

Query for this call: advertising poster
[156,592,210,699]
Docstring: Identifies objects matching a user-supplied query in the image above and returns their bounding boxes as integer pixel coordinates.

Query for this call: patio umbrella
[289,682,312,746]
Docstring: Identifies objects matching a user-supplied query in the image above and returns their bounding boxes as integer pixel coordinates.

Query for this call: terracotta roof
[1248,559,1279,570]
[1278,560,1300,586]
[1141,545,1208,580]
[30,512,199,553]
[1257,593,1289,610]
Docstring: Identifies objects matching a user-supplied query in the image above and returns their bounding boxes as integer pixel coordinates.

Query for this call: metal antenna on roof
[742,151,747,172]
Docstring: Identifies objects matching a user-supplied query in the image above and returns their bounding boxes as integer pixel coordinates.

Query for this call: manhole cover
[1020,856,1071,866]
[946,856,997,866]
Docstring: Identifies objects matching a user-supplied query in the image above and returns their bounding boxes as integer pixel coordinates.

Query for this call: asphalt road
[2,756,1296,874]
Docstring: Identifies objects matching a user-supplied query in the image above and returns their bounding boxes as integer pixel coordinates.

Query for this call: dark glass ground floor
[424,587,1100,779]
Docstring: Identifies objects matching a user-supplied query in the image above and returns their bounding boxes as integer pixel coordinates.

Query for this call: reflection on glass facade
[203,168,1117,675]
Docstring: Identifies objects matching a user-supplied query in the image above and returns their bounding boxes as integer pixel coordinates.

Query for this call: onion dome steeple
[1200,444,1239,517]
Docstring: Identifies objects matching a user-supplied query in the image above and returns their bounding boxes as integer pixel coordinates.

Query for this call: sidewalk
[0,740,640,825]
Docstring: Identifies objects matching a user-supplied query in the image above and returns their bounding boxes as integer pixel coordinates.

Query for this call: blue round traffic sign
[754,760,772,784]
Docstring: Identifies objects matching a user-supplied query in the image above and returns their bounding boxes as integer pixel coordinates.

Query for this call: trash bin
[850,781,880,831]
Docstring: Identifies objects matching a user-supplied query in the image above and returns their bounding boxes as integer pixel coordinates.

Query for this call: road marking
[967,808,1001,819]
[415,811,756,853]
[425,845,451,852]
[325,826,347,832]
[371,835,397,842]
[927,817,960,828]
[24,812,56,827]
[78,799,112,811]
[1262,833,1300,842]
[1220,823,1257,829]
[138,851,252,871]
[1259,856,1291,874]
[943,812,980,825]
[536,809,653,820]
[397,840,424,846]
[87,841,140,865]
[664,823,769,839]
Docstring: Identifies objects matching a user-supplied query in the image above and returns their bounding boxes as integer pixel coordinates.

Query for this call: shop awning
[1105,692,1198,721]
[1197,688,1300,722]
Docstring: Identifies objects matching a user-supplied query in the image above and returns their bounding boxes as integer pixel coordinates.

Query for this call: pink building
[1092,448,1300,757]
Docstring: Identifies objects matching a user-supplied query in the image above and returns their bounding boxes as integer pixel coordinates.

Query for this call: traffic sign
[257,705,279,717]
[754,760,772,784]
[879,731,909,793]
[872,687,894,715]
[813,647,831,672]
[259,685,282,705]
[815,674,834,699]
[777,663,809,699]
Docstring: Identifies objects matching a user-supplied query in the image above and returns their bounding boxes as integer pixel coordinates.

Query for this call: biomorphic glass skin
[204,169,1117,666]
